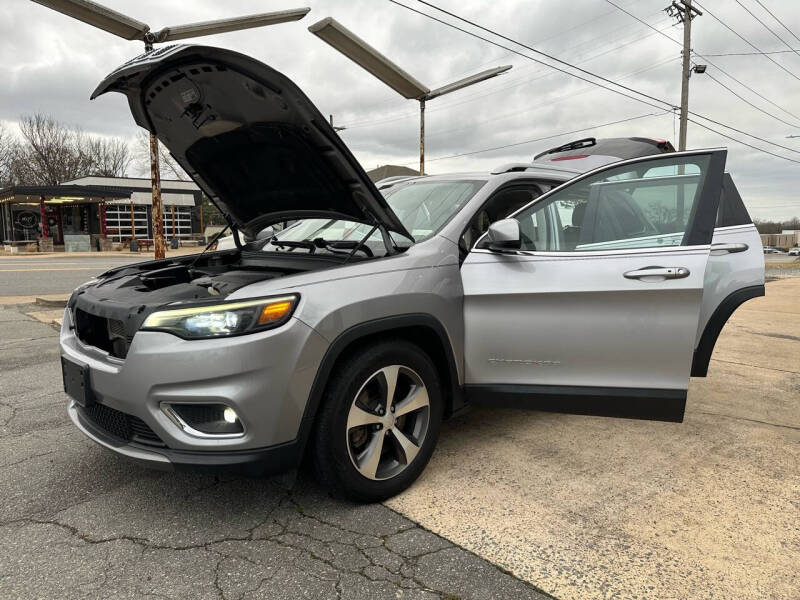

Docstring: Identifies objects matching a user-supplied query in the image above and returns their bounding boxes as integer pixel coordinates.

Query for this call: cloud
[1,0,798,219]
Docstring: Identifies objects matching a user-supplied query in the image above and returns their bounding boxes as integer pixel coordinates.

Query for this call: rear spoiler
[534,137,596,160]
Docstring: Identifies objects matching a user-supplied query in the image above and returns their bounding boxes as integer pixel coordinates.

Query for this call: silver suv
[61,46,765,502]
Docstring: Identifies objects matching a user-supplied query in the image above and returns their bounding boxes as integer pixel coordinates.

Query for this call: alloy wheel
[346,365,431,481]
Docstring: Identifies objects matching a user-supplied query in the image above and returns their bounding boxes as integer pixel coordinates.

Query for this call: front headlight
[141,294,299,339]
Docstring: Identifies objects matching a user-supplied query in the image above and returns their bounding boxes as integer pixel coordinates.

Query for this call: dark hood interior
[91,44,410,238]
[185,122,356,226]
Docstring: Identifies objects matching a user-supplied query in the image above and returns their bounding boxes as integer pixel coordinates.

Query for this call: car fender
[293,313,465,460]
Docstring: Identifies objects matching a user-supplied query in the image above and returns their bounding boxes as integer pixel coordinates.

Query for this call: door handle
[710,242,748,255]
[623,266,690,281]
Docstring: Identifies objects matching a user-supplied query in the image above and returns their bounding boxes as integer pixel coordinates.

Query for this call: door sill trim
[464,384,686,423]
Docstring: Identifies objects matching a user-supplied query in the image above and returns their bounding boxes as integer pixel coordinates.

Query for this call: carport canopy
[0,184,132,204]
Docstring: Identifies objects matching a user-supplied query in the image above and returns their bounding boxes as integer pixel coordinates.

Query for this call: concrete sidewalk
[387,277,800,600]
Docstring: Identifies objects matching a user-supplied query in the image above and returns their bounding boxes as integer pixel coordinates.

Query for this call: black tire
[311,339,443,502]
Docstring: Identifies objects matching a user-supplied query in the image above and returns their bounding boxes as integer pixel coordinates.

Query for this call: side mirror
[255,226,276,241]
[484,218,521,252]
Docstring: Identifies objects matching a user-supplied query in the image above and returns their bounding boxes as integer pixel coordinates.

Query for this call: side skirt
[465,384,687,423]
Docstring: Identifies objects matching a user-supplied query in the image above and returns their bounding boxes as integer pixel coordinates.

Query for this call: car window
[460,185,543,251]
[383,180,485,241]
[513,155,711,252]
[259,180,485,255]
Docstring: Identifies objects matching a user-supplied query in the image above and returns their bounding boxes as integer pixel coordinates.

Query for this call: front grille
[83,403,166,448]
[74,309,129,359]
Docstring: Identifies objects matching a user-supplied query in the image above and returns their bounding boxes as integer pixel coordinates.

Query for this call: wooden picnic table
[133,239,153,252]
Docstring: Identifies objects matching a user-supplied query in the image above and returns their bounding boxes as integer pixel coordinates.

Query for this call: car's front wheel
[311,339,443,502]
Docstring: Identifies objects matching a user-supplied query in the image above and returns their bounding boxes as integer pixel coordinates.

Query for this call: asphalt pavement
[0,304,552,599]
[1,251,798,599]
[0,255,146,295]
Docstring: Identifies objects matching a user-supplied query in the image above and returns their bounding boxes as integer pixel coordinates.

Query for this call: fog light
[163,403,244,437]
[223,407,238,423]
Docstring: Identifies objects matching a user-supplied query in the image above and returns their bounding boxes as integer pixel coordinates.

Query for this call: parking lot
[0,300,550,600]
[0,253,797,599]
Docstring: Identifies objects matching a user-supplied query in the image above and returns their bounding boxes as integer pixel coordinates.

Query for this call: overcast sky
[2,0,799,219]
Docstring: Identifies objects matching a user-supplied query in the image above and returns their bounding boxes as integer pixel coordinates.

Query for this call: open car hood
[92,45,410,238]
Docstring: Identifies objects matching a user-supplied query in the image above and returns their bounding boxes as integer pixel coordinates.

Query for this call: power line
[704,70,800,129]
[602,0,800,125]
[425,57,678,142]
[688,118,800,164]
[344,6,674,129]
[378,0,800,166]
[399,0,674,111]
[702,48,800,56]
[752,0,800,45]
[692,0,800,83]
[734,0,800,58]
[343,21,675,130]
[427,1,656,88]
[392,0,800,162]
[691,111,800,155]
[344,5,668,129]
[401,111,670,165]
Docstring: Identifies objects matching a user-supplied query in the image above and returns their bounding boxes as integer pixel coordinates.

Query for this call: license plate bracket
[61,357,94,408]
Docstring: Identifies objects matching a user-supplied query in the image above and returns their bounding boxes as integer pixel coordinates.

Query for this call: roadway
[0,252,191,296]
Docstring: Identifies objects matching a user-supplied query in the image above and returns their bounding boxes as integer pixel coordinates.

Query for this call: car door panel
[691,175,765,375]
[462,246,709,390]
[460,149,728,420]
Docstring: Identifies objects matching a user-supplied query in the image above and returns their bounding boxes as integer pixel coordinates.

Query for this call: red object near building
[39,195,49,238]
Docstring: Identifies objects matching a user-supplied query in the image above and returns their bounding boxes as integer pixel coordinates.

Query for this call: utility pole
[419,99,425,175]
[144,38,166,258]
[666,0,702,151]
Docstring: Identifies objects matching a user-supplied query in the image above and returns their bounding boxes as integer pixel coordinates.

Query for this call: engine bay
[67,249,355,358]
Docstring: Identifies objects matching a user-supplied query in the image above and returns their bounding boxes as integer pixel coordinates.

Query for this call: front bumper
[60,307,328,468]
[68,401,301,473]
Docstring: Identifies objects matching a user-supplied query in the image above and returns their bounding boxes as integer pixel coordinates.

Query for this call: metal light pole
[32,0,310,258]
[309,18,511,175]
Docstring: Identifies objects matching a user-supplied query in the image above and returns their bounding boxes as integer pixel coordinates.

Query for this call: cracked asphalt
[0,305,552,600]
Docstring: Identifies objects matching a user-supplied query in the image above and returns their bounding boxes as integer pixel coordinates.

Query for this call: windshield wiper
[270,237,316,252]
[323,239,374,258]
[269,235,375,258]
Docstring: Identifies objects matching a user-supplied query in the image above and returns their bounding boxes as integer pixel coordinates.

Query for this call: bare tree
[132,130,187,180]
[14,114,92,185]
[0,123,16,186]
[10,113,133,185]
[83,136,132,177]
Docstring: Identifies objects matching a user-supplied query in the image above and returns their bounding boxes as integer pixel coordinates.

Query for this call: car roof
[377,164,577,192]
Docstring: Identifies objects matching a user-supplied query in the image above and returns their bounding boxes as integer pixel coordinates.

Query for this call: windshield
[265,180,484,251]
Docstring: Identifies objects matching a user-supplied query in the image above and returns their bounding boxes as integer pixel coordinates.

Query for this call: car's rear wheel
[311,339,443,502]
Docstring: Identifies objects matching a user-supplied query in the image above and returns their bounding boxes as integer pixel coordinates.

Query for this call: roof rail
[489,163,533,175]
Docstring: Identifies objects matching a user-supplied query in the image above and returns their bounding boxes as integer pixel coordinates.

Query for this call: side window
[461,185,542,251]
[514,155,711,252]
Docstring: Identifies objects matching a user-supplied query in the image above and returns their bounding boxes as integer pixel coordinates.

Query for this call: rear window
[716,174,752,227]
